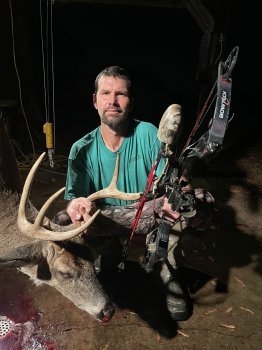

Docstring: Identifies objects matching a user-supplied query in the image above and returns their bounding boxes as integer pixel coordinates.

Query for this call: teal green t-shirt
[64,119,165,205]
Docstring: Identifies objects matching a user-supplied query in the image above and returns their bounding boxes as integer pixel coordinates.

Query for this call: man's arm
[65,146,96,226]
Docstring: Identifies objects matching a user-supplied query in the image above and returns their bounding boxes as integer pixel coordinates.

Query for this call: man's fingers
[162,210,181,222]
[71,217,82,227]
[78,205,87,216]
[82,211,92,223]
[75,212,82,220]
[67,197,97,227]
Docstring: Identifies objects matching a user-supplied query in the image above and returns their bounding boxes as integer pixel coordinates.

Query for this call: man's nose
[108,93,118,104]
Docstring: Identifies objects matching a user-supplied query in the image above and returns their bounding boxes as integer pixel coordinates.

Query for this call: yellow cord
[17,152,68,171]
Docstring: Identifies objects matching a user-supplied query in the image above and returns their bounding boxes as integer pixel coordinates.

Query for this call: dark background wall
[0,0,261,157]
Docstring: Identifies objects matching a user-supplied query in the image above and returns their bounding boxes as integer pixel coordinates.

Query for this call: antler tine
[107,149,120,187]
[17,152,100,241]
[34,187,65,227]
[87,153,142,202]
[18,152,46,220]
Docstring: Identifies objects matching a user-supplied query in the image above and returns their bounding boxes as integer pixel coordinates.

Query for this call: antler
[87,153,142,202]
[17,152,141,241]
[17,152,100,241]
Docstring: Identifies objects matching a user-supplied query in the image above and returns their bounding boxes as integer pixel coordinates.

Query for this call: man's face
[93,76,132,130]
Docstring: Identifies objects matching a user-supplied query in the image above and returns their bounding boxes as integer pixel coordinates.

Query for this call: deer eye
[59,271,72,279]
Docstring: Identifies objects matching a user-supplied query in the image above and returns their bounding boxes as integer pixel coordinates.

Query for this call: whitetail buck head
[0,152,141,322]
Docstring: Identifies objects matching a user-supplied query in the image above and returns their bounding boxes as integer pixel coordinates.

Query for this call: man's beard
[101,111,129,130]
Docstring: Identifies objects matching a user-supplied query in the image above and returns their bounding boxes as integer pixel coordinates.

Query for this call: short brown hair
[94,66,133,97]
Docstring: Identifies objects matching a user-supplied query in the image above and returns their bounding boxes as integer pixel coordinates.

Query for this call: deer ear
[45,242,65,263]
[37,257,51,280]
[48,241,65,254]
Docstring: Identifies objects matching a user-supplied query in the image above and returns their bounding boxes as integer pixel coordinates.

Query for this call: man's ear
[93,93,98,109]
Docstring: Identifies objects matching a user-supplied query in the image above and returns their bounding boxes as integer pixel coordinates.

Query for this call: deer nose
[97,302,115,322]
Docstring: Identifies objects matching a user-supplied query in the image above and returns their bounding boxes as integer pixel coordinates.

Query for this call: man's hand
[161,196,181,222]
[179,175,192,192]
[161,176,192,222]
[67,197,97,227]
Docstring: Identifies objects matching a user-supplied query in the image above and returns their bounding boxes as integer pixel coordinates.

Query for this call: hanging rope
[40,0,55,167]
[8,0,36,163]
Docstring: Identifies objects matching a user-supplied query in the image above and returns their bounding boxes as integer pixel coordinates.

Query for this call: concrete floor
[0,142,261,350]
